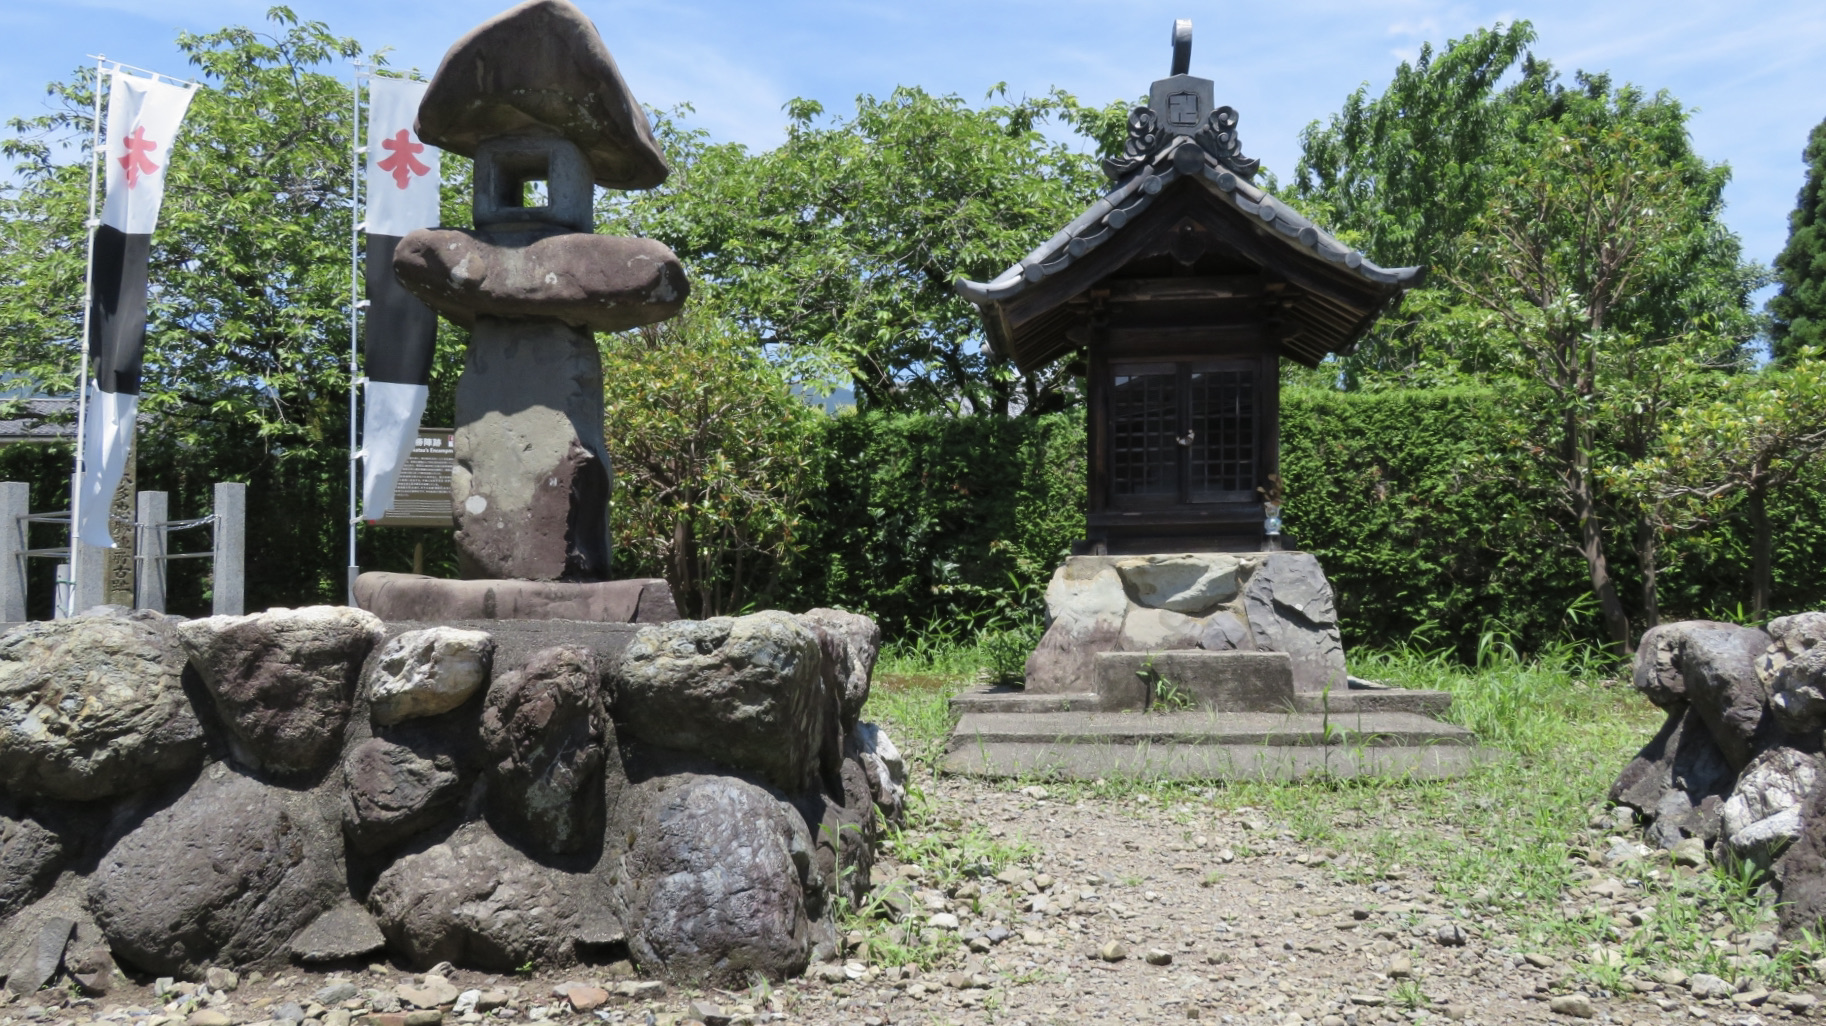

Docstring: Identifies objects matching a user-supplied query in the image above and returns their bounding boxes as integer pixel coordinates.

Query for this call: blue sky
[5,0,1824,296]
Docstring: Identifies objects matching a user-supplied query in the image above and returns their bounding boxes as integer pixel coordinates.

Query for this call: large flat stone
[376,618,647,673]
[394,228,687,333]
[1288,685,1453,718]
[416,0,670,190]
[355,573,677,624]
[1114,554,1242,614]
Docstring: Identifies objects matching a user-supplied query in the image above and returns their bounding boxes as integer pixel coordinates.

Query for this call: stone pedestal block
[354,572,677,624]
[454,318,610,581]
[1025,551,1348,694]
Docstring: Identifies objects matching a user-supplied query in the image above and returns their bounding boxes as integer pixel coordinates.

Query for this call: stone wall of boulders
[0,605,903,994]
[1610,613,1826,936]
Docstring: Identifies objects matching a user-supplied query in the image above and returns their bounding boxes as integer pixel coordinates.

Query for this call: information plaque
[371,429,455,528]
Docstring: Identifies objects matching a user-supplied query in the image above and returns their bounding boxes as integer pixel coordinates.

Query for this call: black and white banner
[358,76,442,522]
[78,69,196,549]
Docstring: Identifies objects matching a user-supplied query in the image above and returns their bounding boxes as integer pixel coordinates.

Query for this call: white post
[67,57,109,619]
[347,64,364,606]
[135,490,168,613]
[71,538,106,614]
[212,482,246,616]
[0,482,26,623]
[53,564,71,620]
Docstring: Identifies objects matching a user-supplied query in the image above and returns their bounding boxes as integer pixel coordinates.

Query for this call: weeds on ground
[828,786,1036,969]
[853,624,1816,991]
[835,673,1036,969]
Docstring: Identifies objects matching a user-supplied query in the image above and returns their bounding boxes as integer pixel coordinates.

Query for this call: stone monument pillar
[354,0,687,622]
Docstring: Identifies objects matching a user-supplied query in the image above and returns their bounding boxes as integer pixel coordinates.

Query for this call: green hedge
[777,412,1086,636]
[778,388,1826,652]
[9,384,1823,651]
[1279,387,1591,652]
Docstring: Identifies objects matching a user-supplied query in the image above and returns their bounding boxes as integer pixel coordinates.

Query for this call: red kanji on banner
[378,130,430,190]
[119,125,160,188]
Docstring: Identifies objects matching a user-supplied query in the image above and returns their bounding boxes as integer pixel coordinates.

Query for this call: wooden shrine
[957,22,1422,554]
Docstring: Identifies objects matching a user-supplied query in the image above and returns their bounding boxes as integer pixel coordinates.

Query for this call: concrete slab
[941,740,1495,781]
[950,710,1475,749]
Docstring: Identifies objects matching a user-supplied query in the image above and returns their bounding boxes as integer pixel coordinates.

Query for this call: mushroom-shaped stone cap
[416,0,669,190]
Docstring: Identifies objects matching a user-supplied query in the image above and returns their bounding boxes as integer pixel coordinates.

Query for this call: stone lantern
[355,0,686,622]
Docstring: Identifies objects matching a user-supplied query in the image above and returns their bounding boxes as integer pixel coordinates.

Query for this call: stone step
[948,683,1454,718]
[950,710,1475,749]
[942,739,1493,781]
[1096,650,1292,711]
[948,687,1100,714]
[1290,686,1453,718]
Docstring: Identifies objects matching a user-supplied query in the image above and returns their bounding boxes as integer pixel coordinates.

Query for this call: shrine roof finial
[1171,19,1192,76]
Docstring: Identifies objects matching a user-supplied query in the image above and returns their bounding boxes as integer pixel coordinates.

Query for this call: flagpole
[68,57,109,618]
[347,64,364,607]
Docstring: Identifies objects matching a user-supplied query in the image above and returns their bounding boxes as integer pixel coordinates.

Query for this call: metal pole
[212,482,245,616]
[135,490,168,613]
[0,482,27,623]
[347,64,364,606]
[68,57,108,619]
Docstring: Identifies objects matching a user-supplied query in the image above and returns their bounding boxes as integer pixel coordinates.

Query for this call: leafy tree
[601,89,1113,418]
[602,307,819,617]
[1294,22,1538,275]
[0,10,472,609]
[1624,350,1826,617]
[1771,116,1826,362]
[1293,26,1763,382]
[1296,24,1766,646]
[1442,107,1746,651]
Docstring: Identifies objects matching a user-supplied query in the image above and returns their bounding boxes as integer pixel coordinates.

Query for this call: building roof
[955,26,1423,372]
[0,399,76,444]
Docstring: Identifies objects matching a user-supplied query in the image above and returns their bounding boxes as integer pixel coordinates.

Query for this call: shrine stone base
[1024,551,1351,694]
[943,551,1494,780]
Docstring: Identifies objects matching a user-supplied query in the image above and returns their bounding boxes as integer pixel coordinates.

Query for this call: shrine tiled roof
[954,129,1422,308]
[954,21,1422,371]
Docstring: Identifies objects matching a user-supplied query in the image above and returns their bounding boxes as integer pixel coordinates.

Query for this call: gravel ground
[1,774,1819,1026]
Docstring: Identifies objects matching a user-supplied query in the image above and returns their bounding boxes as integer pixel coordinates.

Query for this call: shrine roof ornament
[955,19,1423,369]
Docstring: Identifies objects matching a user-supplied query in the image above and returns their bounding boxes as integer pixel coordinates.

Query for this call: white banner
[366,77,440,237]
[359,380,430,521]
[98,70,197,236]
[75,384,137,548]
